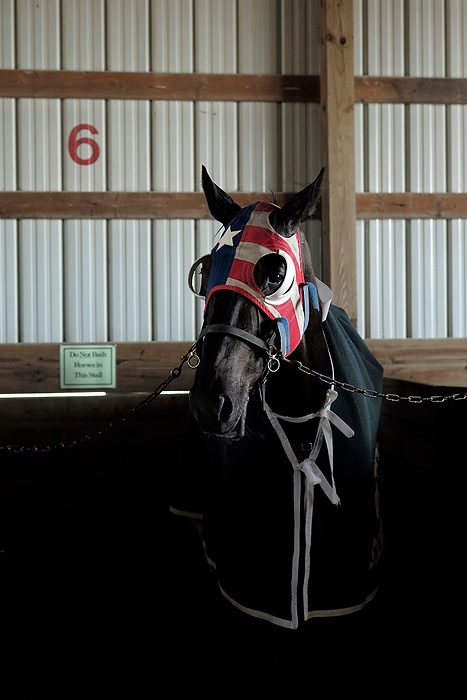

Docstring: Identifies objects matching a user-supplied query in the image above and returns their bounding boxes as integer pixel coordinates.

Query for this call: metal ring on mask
[188,256,207,299]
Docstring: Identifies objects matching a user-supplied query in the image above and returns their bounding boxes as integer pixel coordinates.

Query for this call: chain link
[279,353,467,404]
[0,343,198,454]
[2,340,465,454]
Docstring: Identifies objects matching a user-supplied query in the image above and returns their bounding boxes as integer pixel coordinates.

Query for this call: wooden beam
[355,76,467,104]
[357,192,467,219]
[0,342,196,394]
[0,339,465,395]
[0,191,294,220]
[3,70,466,106]
[0,69,320,102]
[2,191,466,220]
[320,0,357,324]
[366,338,467,365]
[365,338,467,388]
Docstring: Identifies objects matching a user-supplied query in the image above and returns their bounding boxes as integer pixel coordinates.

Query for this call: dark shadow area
[0,378,462,695]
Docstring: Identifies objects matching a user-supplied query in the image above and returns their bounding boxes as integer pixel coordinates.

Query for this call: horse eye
[254,254,286,294]
[268,271,285,286]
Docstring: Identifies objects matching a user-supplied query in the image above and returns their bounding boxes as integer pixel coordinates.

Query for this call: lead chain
[2,340,465,454]
[282,356,467,404]
[0,343,198,454]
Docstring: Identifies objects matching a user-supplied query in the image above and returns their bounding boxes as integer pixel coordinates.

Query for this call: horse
[170,166,384,632]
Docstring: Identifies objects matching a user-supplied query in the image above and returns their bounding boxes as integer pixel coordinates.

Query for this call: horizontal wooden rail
[0,70,320,102]
[2,70,466,105]
[2,191,467,220]
[0,191,293,219]
[0,339,465,394]
[0,342,196,394]
[366,338,467,387]
[356,193,467,219]
[355,76,467,104]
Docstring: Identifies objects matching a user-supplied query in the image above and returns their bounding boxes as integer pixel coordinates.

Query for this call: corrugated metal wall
[0,0,321,344]
[355,0,467,339]
[1,0,465,343]
[0,0,17,342]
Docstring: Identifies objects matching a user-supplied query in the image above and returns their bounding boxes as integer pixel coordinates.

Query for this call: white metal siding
[62,0,107,342]
[0,0,17,341]
[151,0,197,341]
[107,1,153,342]
[2,0,462,343]
[447,0,467,337]
[17,0,63,343]
[355,0,407,339]
[355,0,467,339]
[408,0,448,339]
[0,0,323,344]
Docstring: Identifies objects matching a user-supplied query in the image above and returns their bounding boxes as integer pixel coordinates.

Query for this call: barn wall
[0,0,465,347]
[0,0,322,344]
[355,0,467,340]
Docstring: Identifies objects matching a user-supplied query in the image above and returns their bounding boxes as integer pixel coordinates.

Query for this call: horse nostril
[218,394,233,422]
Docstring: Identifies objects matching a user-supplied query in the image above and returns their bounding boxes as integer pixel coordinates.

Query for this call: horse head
[189,166,331,438]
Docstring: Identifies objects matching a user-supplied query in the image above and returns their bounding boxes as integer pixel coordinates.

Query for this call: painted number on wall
[68,124,100,165]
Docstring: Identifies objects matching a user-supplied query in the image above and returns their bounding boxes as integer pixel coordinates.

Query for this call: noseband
[196,324,281,373]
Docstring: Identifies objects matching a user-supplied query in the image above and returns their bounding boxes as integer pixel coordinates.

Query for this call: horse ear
[202,165,241,226]
[271,167,325,237]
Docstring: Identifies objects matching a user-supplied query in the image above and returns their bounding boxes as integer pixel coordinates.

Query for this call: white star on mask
[217,225,242,249]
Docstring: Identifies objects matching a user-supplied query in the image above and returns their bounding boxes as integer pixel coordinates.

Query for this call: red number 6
[68,124,100,165]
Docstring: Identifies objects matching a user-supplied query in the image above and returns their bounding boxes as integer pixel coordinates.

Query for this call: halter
[189,201,322,358]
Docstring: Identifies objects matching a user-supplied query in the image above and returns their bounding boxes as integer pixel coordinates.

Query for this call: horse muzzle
[189,386,249,438]
[189,323,273,438]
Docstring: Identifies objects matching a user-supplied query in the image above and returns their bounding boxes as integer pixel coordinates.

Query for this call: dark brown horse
[171,167,384,630]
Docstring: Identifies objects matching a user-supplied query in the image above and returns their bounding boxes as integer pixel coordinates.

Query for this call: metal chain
[0,343,198,454]
[276,351,467,404]
[2,338,465,454]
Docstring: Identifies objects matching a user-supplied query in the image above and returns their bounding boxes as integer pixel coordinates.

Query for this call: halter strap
[197,324,273,354]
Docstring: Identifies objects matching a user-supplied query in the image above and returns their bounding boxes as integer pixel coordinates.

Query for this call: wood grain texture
[0,342,196,393]
[2,71,465,105]
[355,76,467,104]
[0,191,295,219]
[0,69,320,102]
[366,338,467,387]
[356,192,467,219]
[1,339,465,396]
[2,191,466,219]
[320,0,357,324]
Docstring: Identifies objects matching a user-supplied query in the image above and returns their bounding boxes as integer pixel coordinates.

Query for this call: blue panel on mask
[307,282,320,311]
[276,318,290,356]
[302,284,310,330]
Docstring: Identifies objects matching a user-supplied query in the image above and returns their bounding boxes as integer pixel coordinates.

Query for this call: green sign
[60,345,117,389]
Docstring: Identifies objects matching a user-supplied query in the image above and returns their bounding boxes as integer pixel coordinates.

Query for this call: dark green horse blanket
[170,305,384,629]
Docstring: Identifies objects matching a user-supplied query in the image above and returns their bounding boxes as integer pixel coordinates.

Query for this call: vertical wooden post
[320,0,357,325]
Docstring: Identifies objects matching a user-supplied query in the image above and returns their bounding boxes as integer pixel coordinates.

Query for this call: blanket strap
[263,388,354,619]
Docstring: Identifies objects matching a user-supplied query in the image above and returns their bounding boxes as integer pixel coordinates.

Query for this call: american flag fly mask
[199,201,320,356]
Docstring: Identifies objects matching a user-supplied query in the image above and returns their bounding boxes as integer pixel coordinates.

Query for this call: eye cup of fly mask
[253,251,296,305]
